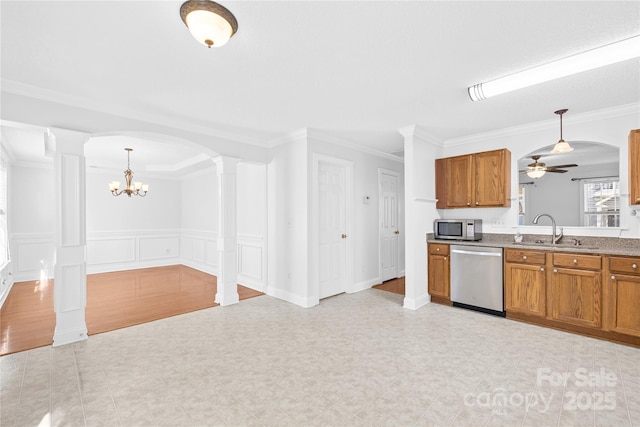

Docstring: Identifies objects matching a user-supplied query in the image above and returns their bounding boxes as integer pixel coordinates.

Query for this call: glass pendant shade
[550,139,574,154]
[527,167,546,179]
[180,1,238,48]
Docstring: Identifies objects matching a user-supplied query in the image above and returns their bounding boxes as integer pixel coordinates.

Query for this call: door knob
[394,230,400,234]
[341,234,347,239]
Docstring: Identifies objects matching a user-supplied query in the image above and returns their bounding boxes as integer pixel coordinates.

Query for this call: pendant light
[550,109,573,154]
[180,0,238,48]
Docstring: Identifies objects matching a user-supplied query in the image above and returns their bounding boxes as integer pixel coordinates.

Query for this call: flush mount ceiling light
[468,35,640,101]
[108,148,149,197]
[180,0,238,48]
[550,108,573,154]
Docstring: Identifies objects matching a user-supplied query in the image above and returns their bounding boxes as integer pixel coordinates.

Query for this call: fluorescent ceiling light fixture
[468,35,640,101]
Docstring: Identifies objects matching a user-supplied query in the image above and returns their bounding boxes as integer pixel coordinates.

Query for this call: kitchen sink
[514,242,599,250]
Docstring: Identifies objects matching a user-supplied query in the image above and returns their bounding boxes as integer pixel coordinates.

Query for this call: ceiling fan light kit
[180,0,238,48]
[523,154,578,179]
[468,35,640,101]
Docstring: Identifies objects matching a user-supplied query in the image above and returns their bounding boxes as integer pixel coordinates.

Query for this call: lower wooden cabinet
[427,243,450,302]
[550,267,602,329]
[549,253,602,329]
[607,256,640,337]
[504,258,546,317]
[438,243,638,345]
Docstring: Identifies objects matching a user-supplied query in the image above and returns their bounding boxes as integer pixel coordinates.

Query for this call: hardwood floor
[0,265,263,356]
[372,276,405,295]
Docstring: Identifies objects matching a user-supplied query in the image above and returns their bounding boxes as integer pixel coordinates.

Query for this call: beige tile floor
[1,289,639,427]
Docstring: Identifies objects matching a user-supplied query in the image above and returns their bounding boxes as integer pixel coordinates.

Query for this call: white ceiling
[1,1,639,170]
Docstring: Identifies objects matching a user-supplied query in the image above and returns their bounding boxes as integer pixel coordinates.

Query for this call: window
[582,178,620,227]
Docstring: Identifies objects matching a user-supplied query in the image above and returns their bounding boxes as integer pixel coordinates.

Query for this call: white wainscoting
[10,232,55,282]
[86,230,181,274]
[8,229,266,294]
[237,234,266,292]
[180,230,218,276]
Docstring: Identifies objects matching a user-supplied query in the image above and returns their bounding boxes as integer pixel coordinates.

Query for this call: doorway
[379,169,400,282]
[314,155,353,300]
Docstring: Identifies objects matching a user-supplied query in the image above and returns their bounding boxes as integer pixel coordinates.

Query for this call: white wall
[307,133,405,291]
[267,136,310,306]
[401,127,443,310]
[236,162,267,291]
[9,165,55,282]
[267,130,405,308]
[85,170,182,273]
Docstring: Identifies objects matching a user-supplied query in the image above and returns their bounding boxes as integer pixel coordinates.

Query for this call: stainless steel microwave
[434,219,482,241]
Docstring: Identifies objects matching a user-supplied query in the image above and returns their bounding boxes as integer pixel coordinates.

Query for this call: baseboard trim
[350,277,380,293]
[53,326,88,347]
[403,293,430,310]
[267,287,317,308]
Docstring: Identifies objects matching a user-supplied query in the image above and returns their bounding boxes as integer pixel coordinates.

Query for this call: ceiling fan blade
[546,169,568,173]
[547,163,578,169]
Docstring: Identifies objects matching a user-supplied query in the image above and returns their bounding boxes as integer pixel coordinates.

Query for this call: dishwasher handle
[451,248,502,257]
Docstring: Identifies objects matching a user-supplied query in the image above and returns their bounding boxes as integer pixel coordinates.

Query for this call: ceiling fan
[519,155,578,179]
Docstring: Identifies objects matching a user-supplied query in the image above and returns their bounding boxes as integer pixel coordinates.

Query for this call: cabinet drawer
[428,243,450,255]
[505,249,546,265]
[609,256,640,275]
[553,253,601,270]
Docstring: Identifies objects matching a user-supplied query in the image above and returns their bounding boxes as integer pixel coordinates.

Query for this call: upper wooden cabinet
[435,149,511,209]
[629,129,640,205]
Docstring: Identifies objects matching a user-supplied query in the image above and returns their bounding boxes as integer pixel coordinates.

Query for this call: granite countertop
[426,233,640,257]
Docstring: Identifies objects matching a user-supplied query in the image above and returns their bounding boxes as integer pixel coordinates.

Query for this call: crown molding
[397,125,444,148]
[265,128,309,148]
[444,103,640,147]
[1,79,274,148]
[307,129,404,163]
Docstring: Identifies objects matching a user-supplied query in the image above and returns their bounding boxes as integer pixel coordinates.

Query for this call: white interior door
[318,162,347,299]
[380,170,399,282]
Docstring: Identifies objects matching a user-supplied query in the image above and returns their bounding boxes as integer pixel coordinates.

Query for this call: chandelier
[108,148,149,197]
[180,0,238,48]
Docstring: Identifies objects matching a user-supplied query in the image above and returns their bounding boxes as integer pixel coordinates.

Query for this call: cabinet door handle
[611,275,616,280]
[436,248,440,252]
[444,257,447,261]
[522,255,527,260]
[540,267,545,272]
[466,202,471,206]
[633,264,638,269]
[637,197,640,201]
[475,202,479,205]
[573,259,578,264]
[553,268,558,273]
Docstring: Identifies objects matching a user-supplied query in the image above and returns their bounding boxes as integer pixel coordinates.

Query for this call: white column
[213,156,240,306]
[399,126,443,310]
[50,127,90,346]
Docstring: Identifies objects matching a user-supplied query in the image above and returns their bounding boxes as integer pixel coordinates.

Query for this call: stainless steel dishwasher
[450,245,504,316]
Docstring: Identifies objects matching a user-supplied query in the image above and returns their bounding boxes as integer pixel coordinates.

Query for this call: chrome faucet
[532,213,563,244]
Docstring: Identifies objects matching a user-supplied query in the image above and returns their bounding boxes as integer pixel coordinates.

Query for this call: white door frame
[310,153,354,305]
[378,168,400,282]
